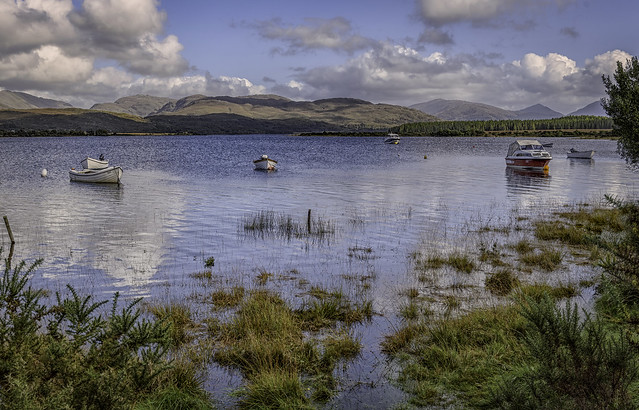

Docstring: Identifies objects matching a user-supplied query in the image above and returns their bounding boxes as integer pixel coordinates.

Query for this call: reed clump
[485,268,520,296]
[242,210,336,241]
[415,251,475,273]
[519,248,563,271]
[212,288,368,406]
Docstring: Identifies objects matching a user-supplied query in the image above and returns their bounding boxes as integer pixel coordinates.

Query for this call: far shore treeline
[0,115,615,138]
[391,115,614,137]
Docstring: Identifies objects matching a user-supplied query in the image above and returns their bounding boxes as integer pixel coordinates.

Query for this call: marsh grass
[400,301,420,320]
[256,269,273,285]
[387,305,527,407]
[478,241,507,266]
[510,239,535,255]
[485,268,520,296]
[146,302,196,347]
[212,288,368,406]
[520,248,563,271]
[347,245,374,260]
[389,202,639,408]
[416,251,476,273]
[209,286,245,310]
[242,210,336,242]
[296,289,373,331]
[190,270,212,280]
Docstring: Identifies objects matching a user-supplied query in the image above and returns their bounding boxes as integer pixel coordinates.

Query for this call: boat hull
[69,166,123,183]
[567,150,595,159]
[254,159,277,170]
[505,157,551,170]
[81,157,109,170]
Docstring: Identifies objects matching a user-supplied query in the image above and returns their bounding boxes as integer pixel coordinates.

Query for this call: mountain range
[409,98,606,121]
[0,90,608,135]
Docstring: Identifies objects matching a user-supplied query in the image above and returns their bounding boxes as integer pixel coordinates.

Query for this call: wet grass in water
[242,210,336,242]
[212,288,370,406]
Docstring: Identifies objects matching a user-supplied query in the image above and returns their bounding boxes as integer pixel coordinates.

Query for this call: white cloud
[255,17,377,55]
[0,0,189,99]
[0,45,93,89]
[0,0,75,54]
[418,0,576,27]
[278,44,630,113]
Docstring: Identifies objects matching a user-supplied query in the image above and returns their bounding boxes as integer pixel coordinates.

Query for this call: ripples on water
[0,134,636,406]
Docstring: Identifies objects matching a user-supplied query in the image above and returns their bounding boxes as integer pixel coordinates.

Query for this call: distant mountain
[410,99,517,121]
[514,104,563,120]
[568,101,607,117]
[0,90,72,109]
[410,99,562,121]
[91,95,176,117]
[150,94,438,130]
[0,94,438,135]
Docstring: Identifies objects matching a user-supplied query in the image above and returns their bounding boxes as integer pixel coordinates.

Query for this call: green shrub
[488,294,638,409]
[0,253,209,409]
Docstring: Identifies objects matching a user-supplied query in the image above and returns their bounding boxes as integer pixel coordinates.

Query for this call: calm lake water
[0,134,636,407]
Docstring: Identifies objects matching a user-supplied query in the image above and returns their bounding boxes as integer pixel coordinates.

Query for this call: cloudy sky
[1,0,636,113]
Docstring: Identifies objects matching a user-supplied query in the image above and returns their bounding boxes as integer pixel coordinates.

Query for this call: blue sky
[1,0,637,113]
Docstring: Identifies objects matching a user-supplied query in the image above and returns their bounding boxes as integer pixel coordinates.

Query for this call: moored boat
[566,148,595,159]
[69,166,123,184]
[505,139,552,170]
[81,156,108,170]
[384,133,400,144]
[254,155,277,171]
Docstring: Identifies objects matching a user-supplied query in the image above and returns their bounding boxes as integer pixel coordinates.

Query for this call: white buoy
[41,168,48,177]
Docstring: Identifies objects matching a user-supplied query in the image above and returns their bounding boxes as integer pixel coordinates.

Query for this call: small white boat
[567,148,595,159]
[505,139,552,170]
[69,166,123,184]
[254,155,277,171]
[81,156,108,170]
[384,133,400,144]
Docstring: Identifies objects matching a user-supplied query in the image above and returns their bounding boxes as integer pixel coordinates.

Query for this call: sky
[1,0,637,114]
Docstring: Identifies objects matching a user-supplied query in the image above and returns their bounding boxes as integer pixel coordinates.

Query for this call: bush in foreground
[0,252,211,409]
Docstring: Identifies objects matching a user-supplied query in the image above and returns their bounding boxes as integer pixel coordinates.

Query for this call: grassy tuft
[485,268,520,296]
[519,248,563,271]
[209,286,245,310]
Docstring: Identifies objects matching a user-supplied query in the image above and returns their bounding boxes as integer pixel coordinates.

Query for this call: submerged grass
[212,286,369,406]
[386,202,639,408]
[242,210,336,242]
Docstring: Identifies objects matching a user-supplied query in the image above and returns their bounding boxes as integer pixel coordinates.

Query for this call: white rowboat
[566,148,595,159]
[81,156,109,170]
[254,155,277,171]
[69,166,123,184]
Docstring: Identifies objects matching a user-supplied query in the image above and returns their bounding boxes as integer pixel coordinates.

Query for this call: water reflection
[504,167,551,195]
[567,157,595,166]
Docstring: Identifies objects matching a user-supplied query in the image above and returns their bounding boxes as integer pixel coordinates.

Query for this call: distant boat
[254,154,277,171]
[505,139,552,170]
[81,156,108,170]
[69,166,123,184]
[542,143,553,148]
[384,133,400,144]
[567,148,595,159]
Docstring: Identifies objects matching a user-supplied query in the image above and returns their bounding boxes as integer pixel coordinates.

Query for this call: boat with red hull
[505,139,552,170]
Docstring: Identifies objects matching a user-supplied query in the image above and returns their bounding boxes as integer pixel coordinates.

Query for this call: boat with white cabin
[505,139,552,170]
[566,148,595,159]
[81,155,108,170]
[69,166,123,184]
[384,133,400,144]
[253,155,277,171]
